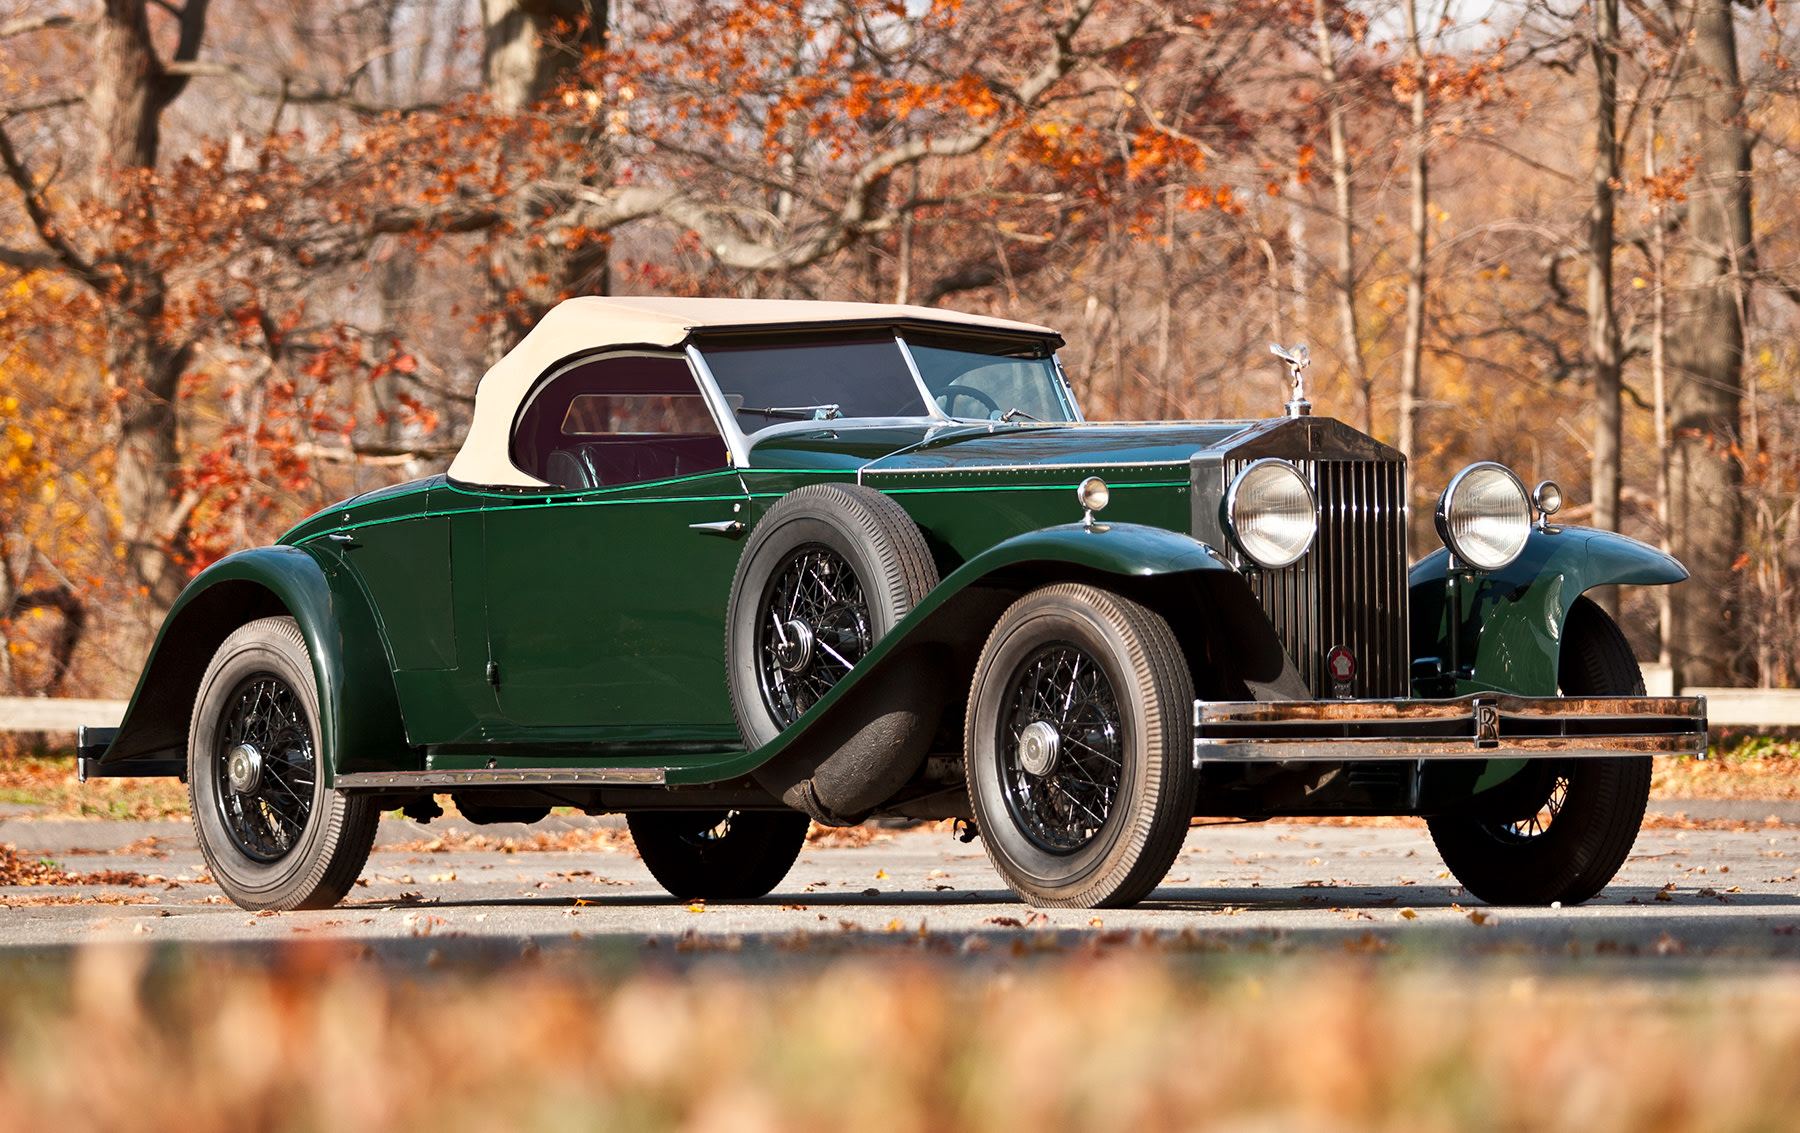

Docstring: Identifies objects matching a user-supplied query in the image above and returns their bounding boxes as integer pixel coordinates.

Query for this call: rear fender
[101,546,412,786]
[1409,526,1687,698]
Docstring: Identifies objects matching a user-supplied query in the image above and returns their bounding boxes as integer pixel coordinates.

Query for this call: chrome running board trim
[335,767,666,789]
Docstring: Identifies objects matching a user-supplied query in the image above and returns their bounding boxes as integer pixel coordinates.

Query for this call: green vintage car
[79,297,1706,911]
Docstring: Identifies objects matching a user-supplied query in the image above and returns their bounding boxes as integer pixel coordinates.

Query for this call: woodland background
[0,0,1792,701]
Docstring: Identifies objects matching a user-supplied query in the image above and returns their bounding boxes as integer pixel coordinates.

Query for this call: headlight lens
[1436,463,1531,570]
[1226,459,1317,568]
[1077,476,1110,513]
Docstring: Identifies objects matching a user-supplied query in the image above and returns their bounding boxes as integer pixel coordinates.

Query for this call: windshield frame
[687,326,1079,462]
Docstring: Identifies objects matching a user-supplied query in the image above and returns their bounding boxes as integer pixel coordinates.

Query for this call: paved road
[6,809,1800,962]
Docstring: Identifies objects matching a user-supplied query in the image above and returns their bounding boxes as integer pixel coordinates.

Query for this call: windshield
[695,331,1075,437]
[699,339,927,436]
[905,341,1075,423]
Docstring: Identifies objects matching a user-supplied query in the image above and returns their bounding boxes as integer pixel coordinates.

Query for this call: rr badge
[1326,645,1356,699]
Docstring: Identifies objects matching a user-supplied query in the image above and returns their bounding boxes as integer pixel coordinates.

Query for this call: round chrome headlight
[1225,459,1317,568]
[1436,462,1531,570]
[1077,476,1110,514]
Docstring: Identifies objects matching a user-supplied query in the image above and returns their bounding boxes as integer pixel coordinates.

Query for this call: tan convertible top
[448,295,1059,488]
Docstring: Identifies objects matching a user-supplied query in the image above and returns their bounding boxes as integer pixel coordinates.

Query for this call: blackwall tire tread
[965,583,1197,910]
[188,616,378,912]
[627,809,812,900]
[726,483,939,749]
[1426,597,1650,906]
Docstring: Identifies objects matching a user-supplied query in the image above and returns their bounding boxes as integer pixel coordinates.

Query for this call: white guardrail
[0,682,1794,733]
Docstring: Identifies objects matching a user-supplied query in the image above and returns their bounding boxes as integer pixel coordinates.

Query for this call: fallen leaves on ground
[805,822,899,848]
[0,753,190,819]
[1653,741,1800,801]
[1641,811,1795,832]
[0,843,149,888]
[377,828,636,855]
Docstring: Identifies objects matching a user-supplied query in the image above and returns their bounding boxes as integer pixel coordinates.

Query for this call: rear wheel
[965,584,1197,909]
[627,809,812,900]
[188,617,378,911]
[1427,596,1652,905]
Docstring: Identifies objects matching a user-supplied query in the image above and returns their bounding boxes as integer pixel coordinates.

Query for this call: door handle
[326,532,359,547]
[689,520,745,538]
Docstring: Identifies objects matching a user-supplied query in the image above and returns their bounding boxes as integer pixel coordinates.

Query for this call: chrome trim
[894,334,952,422]
[684,344,752,468]
[1434,461,1531,570]
[689,519,745,537]
[1224,458,1317,568]
[1053,356,1085,421]
[1191,694,1708,764]
[1226,455,1410,700]
[335,768,667,789]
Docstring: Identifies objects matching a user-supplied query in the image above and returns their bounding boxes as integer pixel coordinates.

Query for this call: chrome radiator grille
[1225,458,1409,699]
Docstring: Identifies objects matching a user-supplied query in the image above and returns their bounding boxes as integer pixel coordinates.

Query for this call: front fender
[683,521,1237,785]
[1409,525,1687,696]
[102,546,411,786]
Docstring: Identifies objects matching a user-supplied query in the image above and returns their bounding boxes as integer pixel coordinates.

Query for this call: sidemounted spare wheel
[188,616,379,912]
[726,482,939,747]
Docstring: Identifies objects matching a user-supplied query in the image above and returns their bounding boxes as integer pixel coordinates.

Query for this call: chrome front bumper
[1194,694,1707,765]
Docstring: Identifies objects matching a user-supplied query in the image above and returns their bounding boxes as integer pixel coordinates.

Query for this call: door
[479,351,749,740]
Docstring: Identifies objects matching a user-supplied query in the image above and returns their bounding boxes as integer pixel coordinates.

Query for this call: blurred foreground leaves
[1,945,1799,1132]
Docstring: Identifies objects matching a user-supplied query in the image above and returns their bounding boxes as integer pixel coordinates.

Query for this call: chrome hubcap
[773,618,815,673]
[226,742,263,795]
[1017,720,1061,777]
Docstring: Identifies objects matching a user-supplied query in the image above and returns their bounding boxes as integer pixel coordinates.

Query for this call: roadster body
[80,296,1707,910]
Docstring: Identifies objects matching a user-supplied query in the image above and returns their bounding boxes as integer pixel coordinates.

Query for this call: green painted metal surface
[103,546,413,785]
[1408,525,1688,697]
[657,520,1235,784]
[475,470,751,733]
[117,406,1691,795]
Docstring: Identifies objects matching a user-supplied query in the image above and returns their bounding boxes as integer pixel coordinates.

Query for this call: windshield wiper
[741,404,842,421]
[999,407,1042,423]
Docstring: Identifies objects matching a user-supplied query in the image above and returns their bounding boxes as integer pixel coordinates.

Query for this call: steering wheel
[937,384,1001,418]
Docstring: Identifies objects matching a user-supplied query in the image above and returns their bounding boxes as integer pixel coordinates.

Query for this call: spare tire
[728,482,939,743]
[727,483,941,823]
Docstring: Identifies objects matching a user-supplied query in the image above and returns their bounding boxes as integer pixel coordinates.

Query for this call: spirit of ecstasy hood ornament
[1269,343,1312,418]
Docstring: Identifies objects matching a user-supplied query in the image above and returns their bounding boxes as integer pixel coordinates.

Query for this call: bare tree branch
[0,95,84,120]
[0,122,100,287]
[0,14,81,39]
[574,0,1104,276]
[163,59,444,115]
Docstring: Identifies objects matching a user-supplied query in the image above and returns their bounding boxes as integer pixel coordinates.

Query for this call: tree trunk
[91,0,209,618]
[1312,0,1371,435]
[482,0,609,361]
[1586,0,1624,616]
[1397,0,1428,470]
[1662,0,1753,687]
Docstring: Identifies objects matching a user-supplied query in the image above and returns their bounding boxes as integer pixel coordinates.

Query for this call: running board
[335,767,666,789]
[1194,693,1707,764]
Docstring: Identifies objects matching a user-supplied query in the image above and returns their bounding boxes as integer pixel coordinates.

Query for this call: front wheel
[1427,596,1652,906]
[965,584,1197,909]
[628,809,812,900]
[188,617,379,911]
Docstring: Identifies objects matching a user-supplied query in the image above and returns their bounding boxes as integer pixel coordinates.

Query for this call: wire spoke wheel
[1491,772,1571,842]
[213,673,317,863]
[755,544,871,728]
[965,583,1197,909]
[189,616,378,911]
[1000,644,1123,853]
